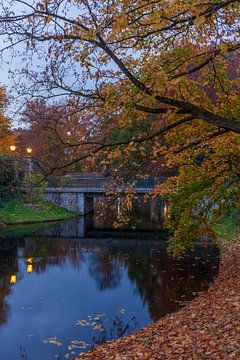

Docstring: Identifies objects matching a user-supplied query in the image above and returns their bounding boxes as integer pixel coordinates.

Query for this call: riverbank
[213,215,240,250]
[78,243,240,359]
[0,196,77,224]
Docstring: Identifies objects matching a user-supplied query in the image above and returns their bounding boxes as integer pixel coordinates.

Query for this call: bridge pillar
[76,193,85,214]
[45,189,94,215]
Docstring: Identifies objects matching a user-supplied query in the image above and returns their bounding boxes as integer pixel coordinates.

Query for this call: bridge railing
[47,175,168,191]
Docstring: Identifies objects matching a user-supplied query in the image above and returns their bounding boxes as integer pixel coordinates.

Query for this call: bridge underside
[45,173,169,214]
[45,186,153,214]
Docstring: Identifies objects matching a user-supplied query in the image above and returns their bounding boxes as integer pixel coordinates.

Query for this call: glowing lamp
[10,275,17,284]
[26,147,32,154]
[10,145,16,152]
[163,204,168,220]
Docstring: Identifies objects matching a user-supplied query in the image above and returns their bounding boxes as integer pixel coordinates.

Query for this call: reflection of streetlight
[26,258,33,273]
[10,275,17,284]
[27,264,33,273]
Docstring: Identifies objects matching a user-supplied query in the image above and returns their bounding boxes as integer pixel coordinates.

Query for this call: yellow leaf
[45,15,52,24]
[37,3,45,11]
[194,16,205,28]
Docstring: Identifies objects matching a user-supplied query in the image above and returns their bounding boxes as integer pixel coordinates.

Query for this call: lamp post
[9,145,33,177]
[26,147,33,175]
[9,144,18,180]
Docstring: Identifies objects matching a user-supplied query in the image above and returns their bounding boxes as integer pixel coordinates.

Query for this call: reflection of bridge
[46,173,167,214]
[29,218,220,259]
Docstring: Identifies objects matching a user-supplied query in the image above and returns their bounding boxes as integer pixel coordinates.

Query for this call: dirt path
[77,244,240,360]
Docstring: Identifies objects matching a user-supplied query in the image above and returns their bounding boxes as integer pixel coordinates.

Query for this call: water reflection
[93,195,168,230]
[0,218,219,360]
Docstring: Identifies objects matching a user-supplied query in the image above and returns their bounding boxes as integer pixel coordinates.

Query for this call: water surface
[0,218,219,360]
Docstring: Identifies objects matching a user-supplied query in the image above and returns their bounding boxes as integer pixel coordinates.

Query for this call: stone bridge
[45,173,166,214]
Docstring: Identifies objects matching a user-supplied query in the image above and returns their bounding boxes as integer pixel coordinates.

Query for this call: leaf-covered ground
[77,244,240,360]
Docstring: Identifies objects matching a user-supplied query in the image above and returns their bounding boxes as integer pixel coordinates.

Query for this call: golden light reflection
[26,147,32,154]
[27,258,33,273]
[164,204,168,220]
[10,275,17,284]
[27,264,33,273]
[126,198,133,211]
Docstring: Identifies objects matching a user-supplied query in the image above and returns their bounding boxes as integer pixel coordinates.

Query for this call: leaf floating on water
[118,308,126,314]
[93,313,105,321]
[42,336,62,347]
[76,314,106,327]
[76,319,89,327]
[68,340,90,350]
[93,324,104,332]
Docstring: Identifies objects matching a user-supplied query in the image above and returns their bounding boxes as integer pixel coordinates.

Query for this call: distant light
[10,275,17,284]
[10,145,16,152]
[164,204,168,220]
[26,147,32,154]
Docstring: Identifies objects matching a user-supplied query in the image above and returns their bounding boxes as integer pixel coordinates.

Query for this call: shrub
[22,171,47,204]
[0,156,18,203]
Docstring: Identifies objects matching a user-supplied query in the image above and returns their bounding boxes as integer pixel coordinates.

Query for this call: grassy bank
[0,196,77,224]
[214,216,239,240]
[213,213,240,250]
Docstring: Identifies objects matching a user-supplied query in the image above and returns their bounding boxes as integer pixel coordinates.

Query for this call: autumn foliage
[0,0,239,251]
[0,86,12,154]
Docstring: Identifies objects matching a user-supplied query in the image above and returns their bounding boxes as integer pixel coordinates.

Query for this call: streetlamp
[9,145,33,176]
[10,145,16,152]
[9,144,18,180]
[26,147,33,174]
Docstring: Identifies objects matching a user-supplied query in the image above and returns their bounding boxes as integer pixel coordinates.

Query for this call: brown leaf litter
[77,244,240,360]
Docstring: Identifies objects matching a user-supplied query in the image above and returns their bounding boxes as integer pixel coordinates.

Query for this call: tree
[0,1,239,252]
[0,85,12,154]
[16,99,97,174]
[0,85,16,206]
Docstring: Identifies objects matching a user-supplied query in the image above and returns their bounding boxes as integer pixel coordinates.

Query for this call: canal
[0,200,220,360]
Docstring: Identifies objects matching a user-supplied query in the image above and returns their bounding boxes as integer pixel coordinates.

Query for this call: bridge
[45,173,168,214]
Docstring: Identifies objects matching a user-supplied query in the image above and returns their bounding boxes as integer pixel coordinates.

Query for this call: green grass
[0,196,77,224]
[213,212,240,252]
[0,222,61,238]
[213,214,240,245]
